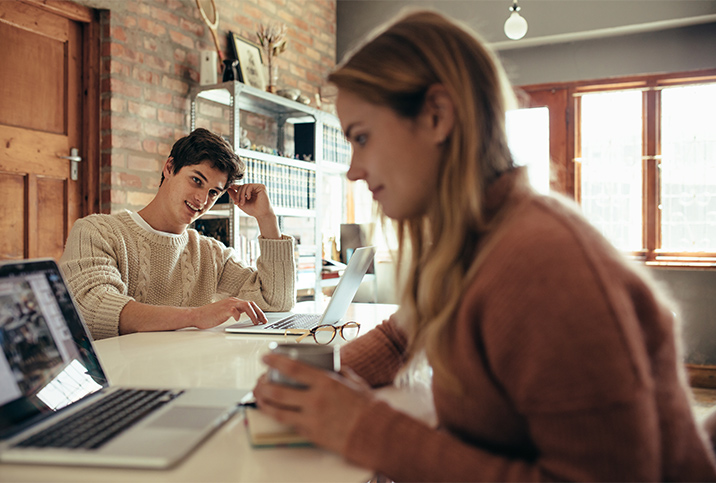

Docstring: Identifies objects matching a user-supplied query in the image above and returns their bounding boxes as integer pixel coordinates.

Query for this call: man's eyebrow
[191,168,224,192]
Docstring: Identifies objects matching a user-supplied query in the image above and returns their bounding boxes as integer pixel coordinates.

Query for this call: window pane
[660,83,716,252]
[506,107,550,194]
[580,91,643,251]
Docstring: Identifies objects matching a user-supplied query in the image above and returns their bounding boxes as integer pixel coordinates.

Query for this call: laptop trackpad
[149,407,225,430]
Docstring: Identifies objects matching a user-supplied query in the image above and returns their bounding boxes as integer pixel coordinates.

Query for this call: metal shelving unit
[189,81,350,300]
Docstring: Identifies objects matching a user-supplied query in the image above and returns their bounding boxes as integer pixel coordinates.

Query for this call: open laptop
[0,259,249,469]
[226,246,376,335]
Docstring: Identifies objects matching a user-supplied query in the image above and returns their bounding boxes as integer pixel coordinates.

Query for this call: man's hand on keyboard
[189,298,268,328]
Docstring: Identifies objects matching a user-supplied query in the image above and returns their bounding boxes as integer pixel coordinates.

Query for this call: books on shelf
[244,407,311,447]
[296,244,316,272]
[241,156,315,211]
[236,234,260,267]
[322,124,351,165]
[321,258,346,280]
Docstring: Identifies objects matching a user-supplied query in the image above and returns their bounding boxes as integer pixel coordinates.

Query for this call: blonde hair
[329,10,517,390]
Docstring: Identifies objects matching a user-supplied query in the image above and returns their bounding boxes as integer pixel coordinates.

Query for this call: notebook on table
[0,259,249,469]
[225,246,376,336]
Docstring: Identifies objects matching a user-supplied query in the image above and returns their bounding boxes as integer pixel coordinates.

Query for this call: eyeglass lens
[340,321,360,340]
[312,322,360,344]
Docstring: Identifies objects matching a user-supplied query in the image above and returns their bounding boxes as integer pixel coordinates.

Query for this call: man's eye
[354,134,367,147]
[209,190,219,198]
[192,177,202,185]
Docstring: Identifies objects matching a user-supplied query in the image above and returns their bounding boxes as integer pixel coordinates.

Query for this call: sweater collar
[127,210,184,238]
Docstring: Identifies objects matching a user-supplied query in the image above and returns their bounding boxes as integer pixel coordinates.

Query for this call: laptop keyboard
[269,313,321,330]
[15,388,182,450]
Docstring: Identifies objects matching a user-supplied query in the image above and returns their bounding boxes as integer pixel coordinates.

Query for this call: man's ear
[162,157,174,178]
[423,84,455,144]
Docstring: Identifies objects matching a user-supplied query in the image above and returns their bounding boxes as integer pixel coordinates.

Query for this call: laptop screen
[0,259,107,438]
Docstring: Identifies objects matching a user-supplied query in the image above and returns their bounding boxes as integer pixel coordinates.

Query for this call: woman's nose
[346,157,364,181]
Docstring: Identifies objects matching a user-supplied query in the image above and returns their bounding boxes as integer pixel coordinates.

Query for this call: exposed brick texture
[94,0,337,213]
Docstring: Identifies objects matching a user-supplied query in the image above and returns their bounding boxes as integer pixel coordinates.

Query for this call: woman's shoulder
[495,192,623,268]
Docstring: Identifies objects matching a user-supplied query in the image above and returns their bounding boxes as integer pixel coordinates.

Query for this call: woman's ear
[424,84,455,144]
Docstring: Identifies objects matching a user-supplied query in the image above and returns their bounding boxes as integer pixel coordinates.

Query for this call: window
[660,83,716,253]
[506,107,551,195]
[522,70,716,266]
[579,91,643,251]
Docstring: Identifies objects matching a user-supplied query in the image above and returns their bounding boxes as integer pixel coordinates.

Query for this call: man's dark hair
[160,128,244,188]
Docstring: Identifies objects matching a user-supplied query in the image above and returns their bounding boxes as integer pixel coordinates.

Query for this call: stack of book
[241,156,315,211]
[244,407,310,447]
[322,124,351,165]
[321,258,346,280]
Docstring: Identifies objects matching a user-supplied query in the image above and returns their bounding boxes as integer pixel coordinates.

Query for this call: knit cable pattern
[136,237,151,303]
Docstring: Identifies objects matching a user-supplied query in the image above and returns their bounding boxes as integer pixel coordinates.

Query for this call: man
[60,128,295,340]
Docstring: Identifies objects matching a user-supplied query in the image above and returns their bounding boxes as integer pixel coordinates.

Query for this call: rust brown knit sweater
[341,169,716,482]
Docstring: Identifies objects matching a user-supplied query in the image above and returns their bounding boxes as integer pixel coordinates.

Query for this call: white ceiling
[337,0,716,52]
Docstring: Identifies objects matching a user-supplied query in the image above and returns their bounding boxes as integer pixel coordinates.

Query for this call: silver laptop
[0,259,249,469]
[226,246,376,335]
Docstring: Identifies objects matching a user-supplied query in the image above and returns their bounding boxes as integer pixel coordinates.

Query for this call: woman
[253,10,716,482]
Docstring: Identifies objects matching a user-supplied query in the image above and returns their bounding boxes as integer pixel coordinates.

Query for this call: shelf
[201,210,231,219]
[192,81,323,122]
[238,148,317,170]
[236,208,315,218]
[204,206,315,220]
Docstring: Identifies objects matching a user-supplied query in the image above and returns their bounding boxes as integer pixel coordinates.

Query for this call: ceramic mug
[267,342,340,388]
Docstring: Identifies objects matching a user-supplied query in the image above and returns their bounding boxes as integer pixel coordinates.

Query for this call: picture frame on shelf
[230,33,266,91]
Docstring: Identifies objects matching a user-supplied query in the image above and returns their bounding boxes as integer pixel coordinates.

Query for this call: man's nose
[193,190,209,207]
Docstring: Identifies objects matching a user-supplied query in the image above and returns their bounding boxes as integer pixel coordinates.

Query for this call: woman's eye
[209,190,219,198]
[192,177,202,185]
[354,134,367,147]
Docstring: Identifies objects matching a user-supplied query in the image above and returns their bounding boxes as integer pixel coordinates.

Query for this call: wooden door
[0,1,84,260]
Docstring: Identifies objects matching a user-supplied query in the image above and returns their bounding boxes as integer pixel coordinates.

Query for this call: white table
[0,303,402,483]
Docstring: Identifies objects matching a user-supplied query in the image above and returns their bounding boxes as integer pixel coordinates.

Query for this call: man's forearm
[119,300,194,335]
[256,213,281,239]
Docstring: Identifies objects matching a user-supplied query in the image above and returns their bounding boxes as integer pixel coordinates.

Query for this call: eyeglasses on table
[284,321,361,344]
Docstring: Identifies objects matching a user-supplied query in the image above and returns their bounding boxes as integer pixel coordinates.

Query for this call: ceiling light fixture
[504,0,528,40]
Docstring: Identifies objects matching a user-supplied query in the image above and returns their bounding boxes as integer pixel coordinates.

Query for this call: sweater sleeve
[340,314,409,387]
[216,235,296,312]
[59,217,134,340]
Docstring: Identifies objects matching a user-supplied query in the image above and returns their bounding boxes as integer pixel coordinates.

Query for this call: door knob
[58,148,82,181]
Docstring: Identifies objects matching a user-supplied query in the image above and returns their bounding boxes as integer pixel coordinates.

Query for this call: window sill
[645,260,716,269]
[627,252,716,269]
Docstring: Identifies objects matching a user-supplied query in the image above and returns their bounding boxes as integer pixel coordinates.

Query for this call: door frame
[19,0,101,216]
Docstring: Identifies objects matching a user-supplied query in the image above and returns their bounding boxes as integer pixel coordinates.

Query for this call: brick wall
[95,0,336,213]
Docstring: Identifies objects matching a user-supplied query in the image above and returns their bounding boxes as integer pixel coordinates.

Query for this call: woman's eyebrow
[343,123,357,140]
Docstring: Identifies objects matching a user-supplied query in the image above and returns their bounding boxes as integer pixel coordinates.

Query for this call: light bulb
[504,5,528,40]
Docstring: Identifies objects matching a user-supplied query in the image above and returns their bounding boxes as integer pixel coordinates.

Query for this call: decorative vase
[266,56,278,93]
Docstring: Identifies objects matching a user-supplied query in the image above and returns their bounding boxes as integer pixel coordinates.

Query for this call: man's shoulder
[77,211,128,225]
[71,211,133,236]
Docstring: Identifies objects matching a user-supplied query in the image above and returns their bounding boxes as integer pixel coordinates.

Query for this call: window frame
[518,68,716,268]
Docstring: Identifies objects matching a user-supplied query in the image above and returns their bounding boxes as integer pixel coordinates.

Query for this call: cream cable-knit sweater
[60,211,295,340]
